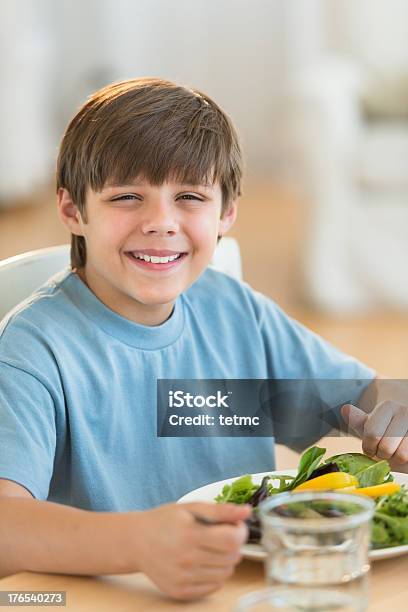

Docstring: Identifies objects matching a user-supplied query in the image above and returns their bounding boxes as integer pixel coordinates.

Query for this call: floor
[1,181,408,378]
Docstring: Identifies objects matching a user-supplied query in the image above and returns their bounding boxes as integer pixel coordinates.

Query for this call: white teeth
[132,252,182,264]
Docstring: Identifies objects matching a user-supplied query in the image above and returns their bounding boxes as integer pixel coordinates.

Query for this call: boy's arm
[0,480,250,601]
[0,483,137,577]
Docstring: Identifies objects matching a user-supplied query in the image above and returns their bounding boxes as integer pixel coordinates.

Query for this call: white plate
[178,469,408,562]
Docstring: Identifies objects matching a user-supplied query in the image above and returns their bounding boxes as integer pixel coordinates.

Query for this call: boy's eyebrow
[103,180,215,190]
[104,179,145,188]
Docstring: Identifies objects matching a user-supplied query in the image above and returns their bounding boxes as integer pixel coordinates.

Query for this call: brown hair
[56,77,244,269]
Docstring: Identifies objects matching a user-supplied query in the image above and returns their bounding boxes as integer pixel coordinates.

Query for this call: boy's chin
[134,292,178,308]
[132,281,191,307]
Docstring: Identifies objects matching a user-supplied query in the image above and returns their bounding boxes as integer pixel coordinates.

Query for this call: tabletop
[1,437,407,611]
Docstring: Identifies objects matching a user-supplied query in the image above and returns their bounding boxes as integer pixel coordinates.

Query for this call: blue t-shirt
[0,268,375,511]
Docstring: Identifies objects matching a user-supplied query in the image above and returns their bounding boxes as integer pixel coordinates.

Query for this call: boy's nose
[140,201,179,236]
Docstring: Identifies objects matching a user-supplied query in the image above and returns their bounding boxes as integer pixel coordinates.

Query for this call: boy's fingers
[198,549,242,566]
[341,404,368,438]
[184,501,252,523]
[391,436,408,466]
[362,403,396,457]
[199,522,248,553]
[375,415,406,460]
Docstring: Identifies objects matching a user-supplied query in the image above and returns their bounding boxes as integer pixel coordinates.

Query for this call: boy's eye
[112,194,138,201]
[110,193,204,202]
[178,194,203,201]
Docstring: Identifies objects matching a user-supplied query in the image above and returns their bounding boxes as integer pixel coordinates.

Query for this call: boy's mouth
[124,250,188,271]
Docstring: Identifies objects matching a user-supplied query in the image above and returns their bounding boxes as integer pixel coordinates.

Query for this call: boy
[0,77,405,601]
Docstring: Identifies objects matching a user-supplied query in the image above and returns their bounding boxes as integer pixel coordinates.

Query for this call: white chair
[0,237,242,320]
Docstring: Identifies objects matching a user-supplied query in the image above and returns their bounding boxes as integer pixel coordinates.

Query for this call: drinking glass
[256,491,375,611]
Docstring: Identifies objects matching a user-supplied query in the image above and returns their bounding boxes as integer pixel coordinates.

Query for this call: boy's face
[58,178,236,325]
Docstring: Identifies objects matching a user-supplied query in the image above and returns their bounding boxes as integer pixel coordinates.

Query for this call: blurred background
[2,0,408,379]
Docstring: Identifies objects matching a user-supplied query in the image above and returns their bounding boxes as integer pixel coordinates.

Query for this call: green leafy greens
[325,452,392,487]
[214,445,408,551]
[290,446,327,489]
[372,487,408,548]
[214,475,259,504]
[214,474,295,504]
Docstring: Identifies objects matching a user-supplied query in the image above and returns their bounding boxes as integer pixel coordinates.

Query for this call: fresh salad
[215,446,408,550]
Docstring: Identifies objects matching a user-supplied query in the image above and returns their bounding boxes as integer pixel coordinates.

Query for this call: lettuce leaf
[326,452,391,487]
[356,460,390,487]
[375,486,408,517]
[371,487,408,548]
[214,475,258,504]
[290,446,326,489]
[325,452,377,475]
[372,512,408,548]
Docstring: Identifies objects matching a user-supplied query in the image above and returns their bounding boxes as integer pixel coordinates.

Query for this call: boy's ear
[218,201,237,237]
[57,188,85,236]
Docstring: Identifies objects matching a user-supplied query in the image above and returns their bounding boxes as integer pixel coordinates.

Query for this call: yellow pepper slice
[348,482,401,498]
[294,472,359,491]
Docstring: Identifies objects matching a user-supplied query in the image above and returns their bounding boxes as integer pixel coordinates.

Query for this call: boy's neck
[75,268,175,327]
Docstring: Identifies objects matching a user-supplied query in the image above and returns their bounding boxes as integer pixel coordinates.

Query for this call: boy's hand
[135,502,250,601]
[341,403,408,471]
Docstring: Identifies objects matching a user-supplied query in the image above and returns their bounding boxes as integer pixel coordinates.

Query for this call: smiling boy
[62,177,234,325]
[0,77,398,601]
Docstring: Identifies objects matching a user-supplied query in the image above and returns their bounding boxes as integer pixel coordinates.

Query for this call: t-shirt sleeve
[256,293,376,452]
[0,361,56,499]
